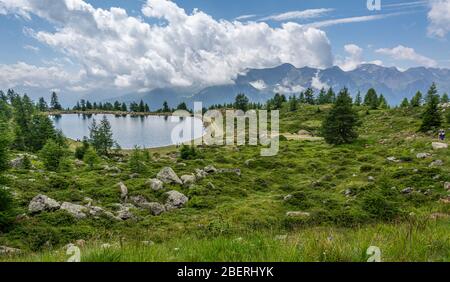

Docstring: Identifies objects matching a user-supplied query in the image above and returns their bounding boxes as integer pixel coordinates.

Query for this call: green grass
[1,104,449,261]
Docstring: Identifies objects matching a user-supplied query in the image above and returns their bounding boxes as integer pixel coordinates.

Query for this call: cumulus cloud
[427,0,450,37]
[0,0,334,94]
[0,61,79,89]
[259,8,333,22]
[337,44,364,71]
[376,45,437,67]
[311,71,329,90]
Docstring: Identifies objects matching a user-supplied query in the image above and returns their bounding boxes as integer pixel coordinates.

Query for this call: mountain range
[103,63,450,110]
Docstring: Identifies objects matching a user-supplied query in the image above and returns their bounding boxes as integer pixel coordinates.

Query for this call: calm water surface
[51,114,204,149]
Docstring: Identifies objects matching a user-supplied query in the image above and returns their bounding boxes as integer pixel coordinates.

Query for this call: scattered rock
[157,167,182,185]
[401,187,414,194]
[429,160,444,167]
[9,156,26,169]
[146,178,164,191]
[344,189,353,197]
[60,202,88,219]
[416,153,431,159]
[432,142,448,150]
[386,156,398,162]
[297,130,312,136]
[217,168,241,176]
[368,176,375,182]
[103,165,121,173]
[147,202,166,216]
[283,194,293,201]
[444,182,450,191]
[118,182,128,201]
[28,194,60,213]
[195,169,208,180]
[116,206,134,220]
[439,197,450,204]
[88,205,105,218]
[429,213,450,220]
[129,173,140,179]
[180,174,196,187]
[244,159,255,166]
[286,211,311,218]
[0,246,21,256]
[275,235,287,241]
[74,159,84,167]
[204,165,217,174]
[164,190,189,211]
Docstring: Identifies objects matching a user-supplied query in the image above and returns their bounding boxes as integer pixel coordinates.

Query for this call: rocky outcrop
[164,190,189,211]
[157,167,182,185]
[118,182,128,201]
[146,178,164,191]
[60,202,88,219]
[147,202,166,216]
[28,195,60,213]
[0,246,21,256]
[429,160,444,167]
[195,169,207,180]
[432,142,448,150]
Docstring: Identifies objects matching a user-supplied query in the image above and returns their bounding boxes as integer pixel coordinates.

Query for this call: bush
[0,187,15,232]
[83,147,100,169]
[361,191,401,221]
[180,144,198,160]
[128,146,147,173]
[40,139,68,171]
[75,139,90,160]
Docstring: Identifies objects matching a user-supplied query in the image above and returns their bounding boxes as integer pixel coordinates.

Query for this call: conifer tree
[321,88,359,145]
[419,83,442,132]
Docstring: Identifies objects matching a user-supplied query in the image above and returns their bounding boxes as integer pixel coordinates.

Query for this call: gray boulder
[429,160,444,167]
[157,167,182,184]
[118,182,128,201]
[60,202,87,219]
[195,169,208,180]
[444,182,450,191]
[416,153,431,159]
[147,202,166,216]
[180,174,196,187]
[146,178,164,191]
[28,194,60,213]
[164,190,189,211]
[204,165,217,173]
[432,142,448,150]
[0,246,21,256]
[401,187,414,194]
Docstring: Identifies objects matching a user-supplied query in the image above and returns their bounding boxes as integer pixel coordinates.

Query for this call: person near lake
[438,129,445,141]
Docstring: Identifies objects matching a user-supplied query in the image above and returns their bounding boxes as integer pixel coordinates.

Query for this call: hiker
[438,129,446,141]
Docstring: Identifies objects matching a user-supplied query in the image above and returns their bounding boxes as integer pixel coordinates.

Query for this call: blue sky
[0,0,449,100]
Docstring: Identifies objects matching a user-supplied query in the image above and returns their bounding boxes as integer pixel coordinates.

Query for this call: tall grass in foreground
[3,220,449,262]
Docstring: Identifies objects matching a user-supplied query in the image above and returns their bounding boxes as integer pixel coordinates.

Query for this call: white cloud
[273,84,305,94]
[337,44,364,71]
[0,61,79,89]
[259,8,333,22]
[305,13,400,28]
[375,45,437,67]
[23,45,39,52]
[235,14,257,21]
[249,80,267,90]
[311,71,329,90]
[427,0,450,37]
[0,0,334,93]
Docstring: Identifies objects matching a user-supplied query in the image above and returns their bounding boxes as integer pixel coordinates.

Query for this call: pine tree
[50,92,62,110]
[441,93,449,103]
[129,146,147,173]
[354,91,362,106]
[121,102,127,112]
[0,99,12,121]
[289,95,298,111]
[419,83,442,132]
[400,98,410,108]
[378,94,389,109]
[326,87,336,104]
[40,139,67,171]
[162,101,170,112]
[83,147,99,170]
[234,94,249,111]
[321,88,359,145]
[113,101,121,111]
[364,88,379,109]
[177,102,188,111]
[299,92,305,104]
[89,116,114,156]
[410,91,423,107]
[139,100,145,112]
[317,88,327,104]
[304,88,315,105]
[0,122,11,172]
[37,97,48,112]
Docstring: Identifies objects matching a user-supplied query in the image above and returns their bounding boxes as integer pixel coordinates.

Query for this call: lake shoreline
[45,110,176,116]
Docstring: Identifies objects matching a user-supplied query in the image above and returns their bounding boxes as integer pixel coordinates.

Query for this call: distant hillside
[103,64,450,109]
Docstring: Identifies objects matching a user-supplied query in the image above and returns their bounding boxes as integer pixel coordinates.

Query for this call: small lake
[51,114,204,149]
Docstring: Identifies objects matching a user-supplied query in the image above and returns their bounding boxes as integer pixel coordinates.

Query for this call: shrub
[180,144,198,160]
[128,146,147,173]
[0,187,15,232]
[40,139,68,171]
[83,147,100,169]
